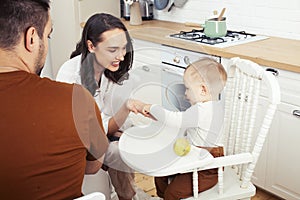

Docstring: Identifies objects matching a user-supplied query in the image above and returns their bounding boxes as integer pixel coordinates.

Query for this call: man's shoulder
[35,76,87,98]
[39,76,75,89]
[37,77,95,107]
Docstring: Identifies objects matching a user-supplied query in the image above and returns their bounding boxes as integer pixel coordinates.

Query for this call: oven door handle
[162,67,184,76]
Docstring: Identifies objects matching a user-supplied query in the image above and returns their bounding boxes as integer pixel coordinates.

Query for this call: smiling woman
[56,13,149,200]
[87,28,128,74]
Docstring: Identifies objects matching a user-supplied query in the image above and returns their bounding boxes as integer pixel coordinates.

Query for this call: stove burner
[170,30,257,45]
[198,35,225,45]
[177,30,202,40]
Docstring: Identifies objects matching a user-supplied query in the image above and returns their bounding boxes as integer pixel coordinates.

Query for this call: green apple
[173,138,191,156]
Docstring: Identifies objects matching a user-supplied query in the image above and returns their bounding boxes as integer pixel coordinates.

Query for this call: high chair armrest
[147,152,253,177]
[188,153,253,172]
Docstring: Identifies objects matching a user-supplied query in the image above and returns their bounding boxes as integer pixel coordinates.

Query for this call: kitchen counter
[123,19,300,73]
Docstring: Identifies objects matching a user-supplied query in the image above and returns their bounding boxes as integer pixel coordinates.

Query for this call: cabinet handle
[266,68,279,76]
[142,65,150,72]
[293,110,300,118]
[184,56,190,65]
[173,56,180,64]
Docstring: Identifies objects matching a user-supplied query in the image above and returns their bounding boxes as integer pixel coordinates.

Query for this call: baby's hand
[142,104,151,116]
[142,104,157,120]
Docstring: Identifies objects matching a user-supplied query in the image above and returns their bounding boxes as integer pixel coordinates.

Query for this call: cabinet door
[265,102,300,200]
[130,39,163,105]
[130,60,163,105]
[132,39,162,68]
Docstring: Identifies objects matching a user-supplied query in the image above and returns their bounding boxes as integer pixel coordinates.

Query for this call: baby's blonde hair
[185,58,227,99]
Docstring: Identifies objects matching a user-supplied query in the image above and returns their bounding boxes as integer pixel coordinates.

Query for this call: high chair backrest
[222,57,281,188]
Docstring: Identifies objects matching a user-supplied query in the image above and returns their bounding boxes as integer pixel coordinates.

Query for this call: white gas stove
[169,29,269,48]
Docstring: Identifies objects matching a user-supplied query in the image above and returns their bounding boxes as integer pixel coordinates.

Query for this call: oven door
[161,64,191,111]
[130,63,190,112]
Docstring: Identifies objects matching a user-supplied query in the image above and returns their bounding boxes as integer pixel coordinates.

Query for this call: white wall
[48,0,120,78]
[46,0,299,77]
[154,0,300,40]
[49,0,81,78]
[41,45,54,79]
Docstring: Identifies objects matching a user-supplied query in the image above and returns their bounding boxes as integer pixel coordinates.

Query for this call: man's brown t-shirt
[0,71,108,199]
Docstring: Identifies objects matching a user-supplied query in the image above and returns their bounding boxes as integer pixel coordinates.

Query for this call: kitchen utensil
[168,0,188,12]
[141,0,154,20]
[130,1,142,25]
[217,8,226,21]
[154,0,169,10]
[184,22,202,28]
[168,2,174,11]
[122,0,131,20]
[209,17,226,21]
[124,0,134,5]
[122,0,153,20]
[202,19,227,38]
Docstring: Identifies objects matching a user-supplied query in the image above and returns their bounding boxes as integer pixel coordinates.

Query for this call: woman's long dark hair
[70,13,134,96]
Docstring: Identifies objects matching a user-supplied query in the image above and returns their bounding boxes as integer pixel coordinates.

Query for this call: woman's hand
[126,99,145,113]
[126,99,151,117]
[126,99,157,120]
[108,99,153,135]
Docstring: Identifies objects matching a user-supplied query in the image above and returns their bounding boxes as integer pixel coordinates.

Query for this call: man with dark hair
[0,0,109,199]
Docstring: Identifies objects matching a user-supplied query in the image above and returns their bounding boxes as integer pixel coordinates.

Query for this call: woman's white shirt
[56,55,137,133]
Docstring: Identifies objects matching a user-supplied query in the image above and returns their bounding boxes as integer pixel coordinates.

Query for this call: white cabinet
[264,69,300,200]
[222,57,300,200]
[131,39,162,68]
[130,39,163,105]
[266,101,300,200]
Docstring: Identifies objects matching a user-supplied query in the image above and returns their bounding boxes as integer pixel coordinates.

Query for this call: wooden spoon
[217,8,226,21]
[184,22,202,28]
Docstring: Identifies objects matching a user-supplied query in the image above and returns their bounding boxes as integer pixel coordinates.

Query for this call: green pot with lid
[202,18,227,38]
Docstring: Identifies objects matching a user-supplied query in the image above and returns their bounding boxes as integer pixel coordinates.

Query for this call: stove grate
[170,30,257,45]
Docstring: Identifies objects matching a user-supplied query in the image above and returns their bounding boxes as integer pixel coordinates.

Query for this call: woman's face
[90,28,127,72]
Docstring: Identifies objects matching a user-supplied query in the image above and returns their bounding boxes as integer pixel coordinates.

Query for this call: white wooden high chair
[120,57,281,200]
[177,57,281,199]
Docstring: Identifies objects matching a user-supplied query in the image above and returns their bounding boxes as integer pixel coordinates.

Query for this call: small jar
[130,1,142,25]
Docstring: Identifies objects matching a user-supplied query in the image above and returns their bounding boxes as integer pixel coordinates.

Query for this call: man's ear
[87,40,95,53]
[25,27,37,52]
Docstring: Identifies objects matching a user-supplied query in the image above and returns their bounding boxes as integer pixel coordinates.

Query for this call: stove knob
[173,56,180,64]
[184,56,190,65]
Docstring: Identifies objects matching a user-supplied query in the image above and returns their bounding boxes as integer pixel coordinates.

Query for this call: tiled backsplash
[153,0,300,40]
